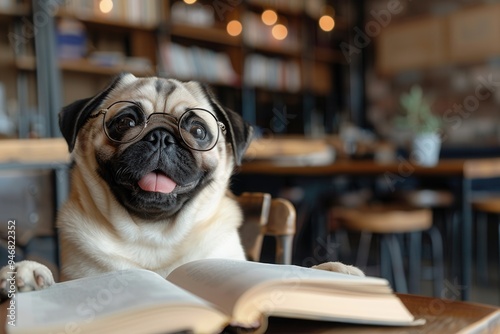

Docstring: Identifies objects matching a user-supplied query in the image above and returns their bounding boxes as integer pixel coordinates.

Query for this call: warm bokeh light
[272,24,288,40]
[261,9,278,26]
[99,0,113,14]
[183,0,197,4]
[227,20,242,37]
[319,15,335,32]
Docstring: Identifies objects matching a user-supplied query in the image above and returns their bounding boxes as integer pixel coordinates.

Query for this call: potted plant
[395,85,442,166]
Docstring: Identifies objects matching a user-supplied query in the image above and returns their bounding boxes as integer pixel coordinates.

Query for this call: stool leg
[383,234,408,293]
[476,212,489,285]
[498,217,500,303]
[356,232,372,271]
[408,232,422,295]
[325,233,338,262]
[450,211,461,279]
[335,228,352,262]
[428,226,444,297]
[380,235,392,286]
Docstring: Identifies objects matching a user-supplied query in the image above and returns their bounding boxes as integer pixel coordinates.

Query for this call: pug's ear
[200,85,253,166]
[217,107,254,166]
[58,73,131,152]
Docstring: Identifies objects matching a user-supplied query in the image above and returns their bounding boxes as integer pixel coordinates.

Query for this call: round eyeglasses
[89,101,226,151]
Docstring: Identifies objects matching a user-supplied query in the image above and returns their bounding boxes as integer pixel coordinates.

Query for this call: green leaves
[397,85,441,134]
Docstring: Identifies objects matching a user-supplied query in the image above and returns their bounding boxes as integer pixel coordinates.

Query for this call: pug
[0,74,362,298]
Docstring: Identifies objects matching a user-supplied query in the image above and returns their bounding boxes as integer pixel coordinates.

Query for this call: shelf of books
[54,2,159,71]
[0,0,42,138]
[0,0,352,137]
[159,41,240,86]
[56,1,161,30]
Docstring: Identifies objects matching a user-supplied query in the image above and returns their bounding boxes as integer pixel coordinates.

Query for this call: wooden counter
[0,138,69,165]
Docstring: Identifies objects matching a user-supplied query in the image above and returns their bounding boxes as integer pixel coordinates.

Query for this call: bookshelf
[0,0,39,138]
[1,0,354,138]
[52,1,160,107]
[240,0,352,134]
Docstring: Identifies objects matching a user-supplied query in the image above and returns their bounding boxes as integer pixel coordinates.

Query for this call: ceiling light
[227,20,242,36]
[261,9,278,26]
[99,0,113,14]
[272,24,288,40]
[319,15,335,32]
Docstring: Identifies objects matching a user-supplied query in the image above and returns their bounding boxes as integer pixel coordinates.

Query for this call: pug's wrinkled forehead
[102,75,215,117]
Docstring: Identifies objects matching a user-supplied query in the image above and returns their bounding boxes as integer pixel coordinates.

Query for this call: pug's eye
[178,109,218,151]
[109,112,139,134]
[189,123,207,140]
[105,106,144,141]
[115,116,136,132]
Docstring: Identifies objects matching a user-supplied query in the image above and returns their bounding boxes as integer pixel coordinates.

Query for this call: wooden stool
[471,197,500,287]
[330,204,444,295]
[400,189,459,278]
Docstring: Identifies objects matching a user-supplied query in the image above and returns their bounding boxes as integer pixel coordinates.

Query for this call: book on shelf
[244,54,301,92]
[160,42,238,85]
[170,0,215,27]
[8,258,424,334]
[58,0,160,27]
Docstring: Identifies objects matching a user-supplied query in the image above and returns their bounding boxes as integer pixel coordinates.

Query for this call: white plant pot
[411,133,441,167]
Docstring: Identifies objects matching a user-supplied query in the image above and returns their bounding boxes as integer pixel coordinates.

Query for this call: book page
[13,269,218,330]
[167,259,389,320]
[167,259,421,327]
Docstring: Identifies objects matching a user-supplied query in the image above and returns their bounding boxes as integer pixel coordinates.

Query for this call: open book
[7,259,423,334]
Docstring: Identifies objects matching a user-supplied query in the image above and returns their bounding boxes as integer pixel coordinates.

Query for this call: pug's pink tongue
[138,172,177,193]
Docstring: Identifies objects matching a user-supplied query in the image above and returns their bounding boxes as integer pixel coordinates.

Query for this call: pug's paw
[312,262,365,277]
[0,260,55,301]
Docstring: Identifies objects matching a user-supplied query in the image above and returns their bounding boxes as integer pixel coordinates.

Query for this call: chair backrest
[266,198,296,264]
[236,192,296,264]
[236,192,271,262]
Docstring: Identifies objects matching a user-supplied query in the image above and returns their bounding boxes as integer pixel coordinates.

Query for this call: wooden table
[239,157,500,301]
[264,294,500,333]
[0,138,69,165]
[0,138,71,210]
[0,294,498,333]
[240,158,470,176]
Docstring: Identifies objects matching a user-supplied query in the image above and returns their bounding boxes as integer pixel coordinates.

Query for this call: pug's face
[59,74,252,220]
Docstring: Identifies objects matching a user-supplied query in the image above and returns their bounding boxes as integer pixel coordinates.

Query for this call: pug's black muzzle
[97,126,209,221]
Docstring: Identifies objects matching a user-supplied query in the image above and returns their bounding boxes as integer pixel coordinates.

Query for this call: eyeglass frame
[88,100,227,152]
